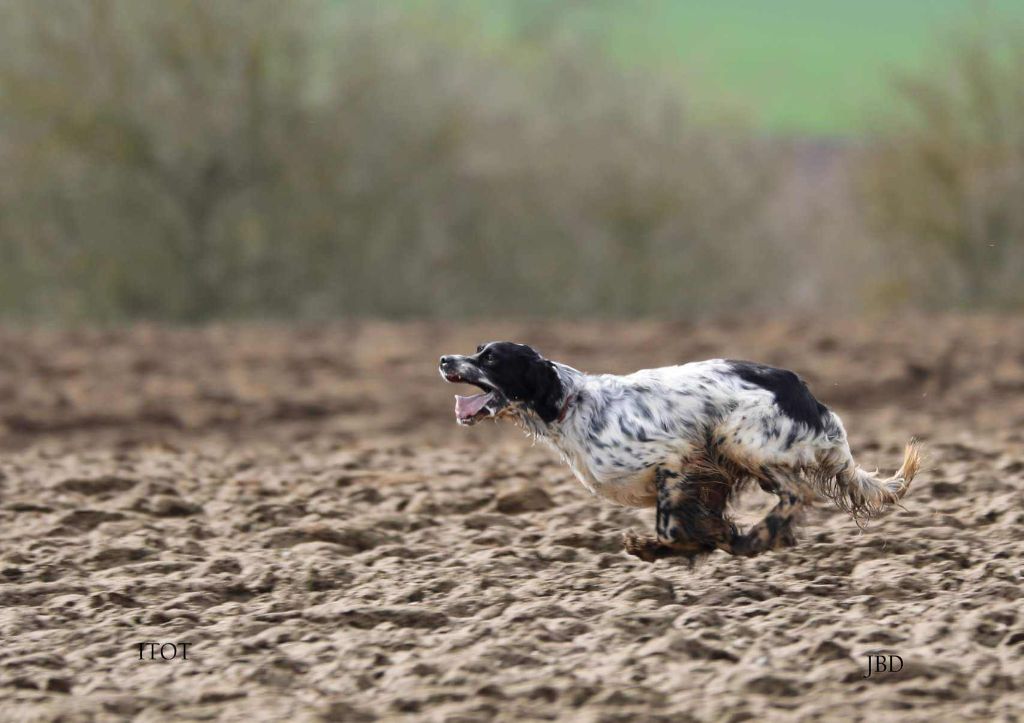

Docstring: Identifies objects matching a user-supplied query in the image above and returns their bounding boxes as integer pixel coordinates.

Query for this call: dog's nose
[439,355,452,367]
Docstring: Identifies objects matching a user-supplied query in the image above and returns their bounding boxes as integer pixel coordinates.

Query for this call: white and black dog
[439,342,920,562]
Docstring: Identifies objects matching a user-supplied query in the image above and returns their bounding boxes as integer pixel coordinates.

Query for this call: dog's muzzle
[439,355,500,425]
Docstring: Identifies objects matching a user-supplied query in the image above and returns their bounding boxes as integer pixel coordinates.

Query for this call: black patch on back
[727,360,829,432]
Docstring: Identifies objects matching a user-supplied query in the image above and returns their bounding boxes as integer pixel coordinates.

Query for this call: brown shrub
[0,0,789,320]
[856,18,1024,308]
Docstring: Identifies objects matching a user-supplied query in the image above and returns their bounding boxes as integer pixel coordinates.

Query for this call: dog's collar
[556,392,577,423]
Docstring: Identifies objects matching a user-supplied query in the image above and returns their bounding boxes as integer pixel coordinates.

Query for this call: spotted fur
[440,343,921,563]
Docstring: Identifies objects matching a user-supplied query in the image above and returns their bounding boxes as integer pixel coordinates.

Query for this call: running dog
[439,342,920,562]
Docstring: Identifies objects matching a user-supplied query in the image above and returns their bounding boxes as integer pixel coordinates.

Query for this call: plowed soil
[1,316,1022,721]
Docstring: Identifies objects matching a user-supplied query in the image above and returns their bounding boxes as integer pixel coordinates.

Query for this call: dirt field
[1,316,1022,721]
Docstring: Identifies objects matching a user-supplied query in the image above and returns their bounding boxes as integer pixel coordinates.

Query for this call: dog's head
[439,342,563,426]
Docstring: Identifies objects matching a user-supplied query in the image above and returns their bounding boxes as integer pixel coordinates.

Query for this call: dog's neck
[515,363,585,440]
[552,363,584,421]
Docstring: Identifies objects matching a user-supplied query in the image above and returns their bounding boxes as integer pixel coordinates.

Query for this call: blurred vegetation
[0,1,1019,321]
[0,0,791,321]
[857,17,1024,308]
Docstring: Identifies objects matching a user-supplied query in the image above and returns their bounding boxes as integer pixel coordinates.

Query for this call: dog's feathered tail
[820,440,921,522]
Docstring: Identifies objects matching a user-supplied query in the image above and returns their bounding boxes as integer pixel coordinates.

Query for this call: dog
[439,341,920,562]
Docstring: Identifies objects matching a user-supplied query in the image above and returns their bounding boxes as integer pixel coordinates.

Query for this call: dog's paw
[622,531,661,562]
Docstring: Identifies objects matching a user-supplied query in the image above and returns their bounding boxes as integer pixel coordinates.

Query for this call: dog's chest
[550,434,675,508]
[585,465,660,507]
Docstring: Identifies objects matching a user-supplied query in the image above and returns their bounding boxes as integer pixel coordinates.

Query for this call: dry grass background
[1,316,1022,720]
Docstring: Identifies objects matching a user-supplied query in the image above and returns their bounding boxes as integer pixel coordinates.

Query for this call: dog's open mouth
[443,371,501,425]
[454,390,495,425]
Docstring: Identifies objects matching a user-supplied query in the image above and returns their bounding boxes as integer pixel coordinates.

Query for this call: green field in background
[476,0,1021,136]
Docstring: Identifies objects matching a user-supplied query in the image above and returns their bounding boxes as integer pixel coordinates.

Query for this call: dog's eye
[476,345,485,354]
[479,349,494,364]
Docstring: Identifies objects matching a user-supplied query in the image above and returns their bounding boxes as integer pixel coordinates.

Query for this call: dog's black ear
[525,358,563,423]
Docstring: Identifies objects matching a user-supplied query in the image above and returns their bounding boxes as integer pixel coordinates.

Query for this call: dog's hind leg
[623,467,737,563]
[720,485,803,557]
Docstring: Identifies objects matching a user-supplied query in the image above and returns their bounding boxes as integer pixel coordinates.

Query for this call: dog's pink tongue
[455,392,492,419]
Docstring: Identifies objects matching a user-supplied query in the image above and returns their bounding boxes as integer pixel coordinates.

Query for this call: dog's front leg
[623,467,734,563]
